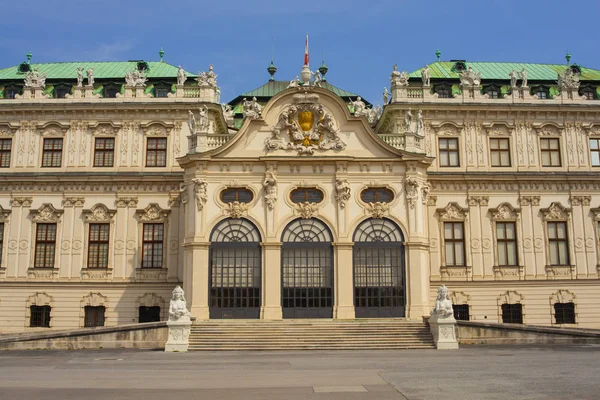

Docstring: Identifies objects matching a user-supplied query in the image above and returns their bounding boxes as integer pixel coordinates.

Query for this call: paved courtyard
[0,344,598,400]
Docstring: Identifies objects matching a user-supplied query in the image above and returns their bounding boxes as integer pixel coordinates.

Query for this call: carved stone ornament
[485,124,513,137]
[535,124,562,136]
[366,202,389,219]
[92,124,116,136]
[81,292,109,308]
[489,203,521,220]
[30,204,63,223]
[62,197,85,207]
[116,197,139,208]
[263,171,277,210]
[557,68,580,90]
[227,201,248,219]
[0,206,11,222]
[404,177,419,209]
[518,196,540,206]
[265,92,346,155]
[421,182,431,205]
[191,178,208,211]
[459,66,481,88]
[540,202,571,221]
[82,204,117,223]
[497,290,524,305]
[570,196,591,206]
[449,291,471,305]
[437,202,468,220]
[297,202,319,219]
[135,203,170,222]
[334,178,351,209]
[550,289,576,304]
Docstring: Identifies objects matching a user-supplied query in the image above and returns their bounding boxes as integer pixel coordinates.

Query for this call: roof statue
[365,105,383,126]
[76,67,84,87]
[404,108,413,130]
[390,65,409,87]
[349,97,366,117]
[215,87,221,103]
[287,76,300,88]
[196,64,218,88]
[459,66,481,88]
[416,110,424,136]
[312,70,323,87]
[177,65,187,86]
[86,67,95,87]
[187,110,196,133]
[125,69,147,87]
[421,65,430,86]
[557,68,580,90]
[23,68,47,88]
[221,103,234,127]
[509,70,517,88]
[518,68,528,87]
[383,87,389,104]
[242,97,262,119]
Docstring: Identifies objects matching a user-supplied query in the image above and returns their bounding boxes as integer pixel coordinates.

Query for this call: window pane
[590,139,599,150]
[506,242,517,265]
[454,243,464,265]
[558,242,569,265]
[549,242,558,265]
[498,242,507,265]
[445,242,454,264]
[505,223,515,239]
[496,223,506,239]
[444,223,453,239]
[556,222,567,239]
[592,152,600,166]
[448,139,458,150]
[453,223,463,239]
[449,152,459,166]
[440,152,449,166]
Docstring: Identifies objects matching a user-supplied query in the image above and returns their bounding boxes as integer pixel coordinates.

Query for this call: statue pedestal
[390,84,408,102]
[135,86,150,98]
[198,84,216,103]
[84,86,99,99]
[168,85,185,98]
[429,313,459,350]
[72,87,84,99]
[165,319,192,352]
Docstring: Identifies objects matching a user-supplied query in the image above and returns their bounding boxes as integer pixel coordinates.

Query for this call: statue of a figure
[24,68,47,88]
[509,70,517,88]
[404,108,413,129]
[221,103,234,127]
[421,65,431,86]
[390,64,401,84]
[416,110,424,136]
[366,106,383,126]
[198,105,209,130]
[86,67,95,87]
[349,96,366,116]
[431,285,454,317]
[242,97,262,119]
[206,64,218,87]
[313,70,322,87]
[518,68,528,87]
[215,86,221,103]
[177,65,187,86]
[187,110,197,133]
[460,66,481,88]
[557,68,580,90]
[335,178,351,209]
[191,178,208,211]
[383,87,389,104]
[287,76,300,88]
[168,286,192,322]
[76,67,84,87]
[263,171,277,210]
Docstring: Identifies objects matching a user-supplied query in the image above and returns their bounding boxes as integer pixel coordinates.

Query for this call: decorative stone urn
[429,285,459,350]
[300,65,312,85]
[165,286,193,352]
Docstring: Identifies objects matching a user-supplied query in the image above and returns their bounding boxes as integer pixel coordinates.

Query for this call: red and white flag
[304,34,309,66]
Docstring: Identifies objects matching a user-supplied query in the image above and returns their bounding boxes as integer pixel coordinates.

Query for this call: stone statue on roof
[242,97,262,119]
[391,65,409,87]
[23,68,47,88]
[404,108,413,130]
[221,103,234,127]
[196,65,218,88]
[86,67,95,87]
[421,65,431,86]
[177,66,187,86]
[349,97,366,117]
[459,66,481,88]
[509,70,517,88]
[312,70,323,87]
[287,76,300,88]
[198,105,209,130]
[417,110,424,136]
[76,67,84,87]
[518,68,528,88]
[125,70,147,87]
[383,87,389,104]
[187,110,196,133]
[557,68,580,90]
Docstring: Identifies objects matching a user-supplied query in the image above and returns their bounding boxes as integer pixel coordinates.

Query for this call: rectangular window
[142,223,164,268]
[0,138,12,168]
[444,222,465,266]
[490,138,511,167]
[88,224,110,268]
[496,222,518,266]
[155,88,169,98]
[139,306,161,323]
[501,303,523,324]
[41,138,63,167]
[540,138,561,167]
[146,138,167,167]
[30,305,51,328]
[453,304,470,321]
[439,138,459,167]
[554,302,575,324]
[84,306,106,327]
[93,138,115,167]
[34,223,57,268]
[590,139,600,166]
[548,221,570,265]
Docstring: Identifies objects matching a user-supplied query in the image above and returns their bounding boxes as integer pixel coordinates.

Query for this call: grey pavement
[0,344,598,400]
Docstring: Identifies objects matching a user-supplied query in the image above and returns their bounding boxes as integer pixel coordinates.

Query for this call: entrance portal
[281,218,333,318]
[209,218,261,319]
[353,218,406,318]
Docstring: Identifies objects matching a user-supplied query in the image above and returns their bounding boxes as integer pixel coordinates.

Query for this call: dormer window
[103,84,120,98]
[484,85,501,99]
[155,85,170,98]
[580,86,596,100]
[434,84,452,98]
[54,84,71,99]
[451,61,467,73]
[533,86,549,99]
[4,85,21,99]
[136,61,149,73]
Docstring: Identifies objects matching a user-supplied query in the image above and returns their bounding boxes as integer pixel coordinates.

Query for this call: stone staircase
[188,319,435,351]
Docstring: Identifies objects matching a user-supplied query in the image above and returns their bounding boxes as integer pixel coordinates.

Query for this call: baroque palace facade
[0,53,599,332]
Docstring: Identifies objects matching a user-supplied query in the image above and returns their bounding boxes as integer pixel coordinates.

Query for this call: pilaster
[333,242,355,319]
[183,241,210,320]
[406,240,431,319]
[260,242,283,320]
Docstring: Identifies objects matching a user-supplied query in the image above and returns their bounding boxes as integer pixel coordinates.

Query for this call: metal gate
[281,218,333,319]
[353,218,406,318]
[209,218,261,319]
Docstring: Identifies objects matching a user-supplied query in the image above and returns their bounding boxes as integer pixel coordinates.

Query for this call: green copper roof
[409,62,600,81]
[238,81,359,99]
[0,61,194,80]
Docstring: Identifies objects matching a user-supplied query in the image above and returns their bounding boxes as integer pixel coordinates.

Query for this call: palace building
[0,50,599,332]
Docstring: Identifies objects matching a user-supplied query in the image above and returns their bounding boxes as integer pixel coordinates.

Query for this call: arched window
[290,187,324,204]
[533,86,549,99]
[580,86,597,100]
[434,84,452,98]
[220,187,254,203]
[360,187,394,203]
[353,218,406,318]
[209,218,261,319]
[281,218,333,318]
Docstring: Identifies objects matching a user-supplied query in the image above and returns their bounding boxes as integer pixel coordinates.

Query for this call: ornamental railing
[379,134,405,149]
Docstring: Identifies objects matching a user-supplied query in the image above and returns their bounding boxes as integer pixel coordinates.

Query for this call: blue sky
[1,0,599,104]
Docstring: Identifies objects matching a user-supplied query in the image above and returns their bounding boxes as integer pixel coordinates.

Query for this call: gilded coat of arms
[265,93,346,155]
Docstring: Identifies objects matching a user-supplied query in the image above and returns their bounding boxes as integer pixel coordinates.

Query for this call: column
[260,242,282,320]
[333,242,355,319]
[183,242,210,320]
[406,241,430,319]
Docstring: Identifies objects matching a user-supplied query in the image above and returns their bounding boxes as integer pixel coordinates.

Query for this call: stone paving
[0,344,598,399]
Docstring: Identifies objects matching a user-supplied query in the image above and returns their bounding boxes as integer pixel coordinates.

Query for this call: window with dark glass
[439,138,460,167]
[540,138,561,167]
[554,302,575,324]
[84,306,105,327]
[360,187,394,203]
[41,138,63,167]
[139,306,161,323]
[142,223,164,268]
[434,85,451,98]
[490,138,511,167]
[93,138,115,167]
[146,138,167,167]
[104,86,119,98]
[5,87,20,99]
[220,187,254,203]
[88,224,109,268]
[30,305,51,328]
[548,221,569,265]
[484,85,500,99]
[496,222,518,266]
[590,138,600,166]
[54,85,70,99]
[34,223,57,268]
[580,87,596,100]
[453,304,470,321]
[501,303,523,324]
[534,86,548,99]
[155,87,169,98]
[290,187,324,203]
[444,222,465,266]
[0,138,11,167]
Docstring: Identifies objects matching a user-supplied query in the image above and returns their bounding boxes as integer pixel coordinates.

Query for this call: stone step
[188,345,435,350]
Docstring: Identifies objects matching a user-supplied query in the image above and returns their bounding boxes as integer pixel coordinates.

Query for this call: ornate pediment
[91,123,117,136]
[40,123,68,137]
[497,290,524,304]
[143,123,169,136]
[434,123,461,136]
[540,202,571,221]
[436,202,468,220]
[485,123,513,136]
[82,204,117,223]
[489,203,521,220]
[535,124,562,136]
[0,123,17,136]
[135,203,170,222]
[265,92,346,155]
[550,289,576,304]
[30,203,63,223]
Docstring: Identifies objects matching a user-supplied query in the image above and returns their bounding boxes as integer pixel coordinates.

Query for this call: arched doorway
[209,218,261,319]
[353,218,406,318]
[281,218,333,319]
